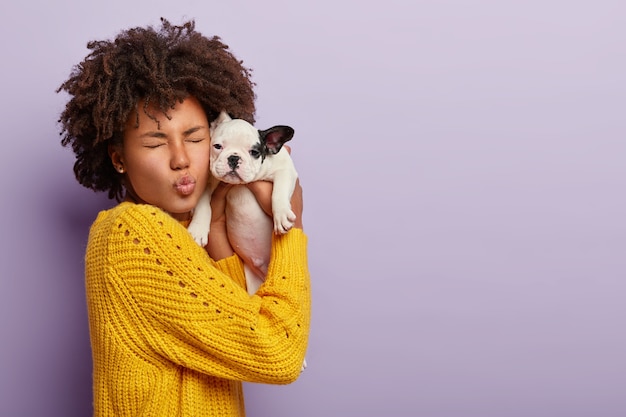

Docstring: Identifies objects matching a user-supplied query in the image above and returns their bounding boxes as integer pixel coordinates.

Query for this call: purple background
[1,1,625,416]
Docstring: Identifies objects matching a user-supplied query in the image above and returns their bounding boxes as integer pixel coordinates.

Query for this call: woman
[57,18,310,417]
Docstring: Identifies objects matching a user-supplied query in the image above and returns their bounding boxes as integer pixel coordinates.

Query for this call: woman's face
[111,96,211,220]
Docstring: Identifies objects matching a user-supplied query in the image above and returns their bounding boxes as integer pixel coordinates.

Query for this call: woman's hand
[205,181,235,260]
[247,179,304,230]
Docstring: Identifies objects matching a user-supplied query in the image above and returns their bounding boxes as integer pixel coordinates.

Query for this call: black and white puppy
[188,111,298,293]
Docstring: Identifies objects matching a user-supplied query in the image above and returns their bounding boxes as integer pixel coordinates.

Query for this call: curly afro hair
[58,18,256,201]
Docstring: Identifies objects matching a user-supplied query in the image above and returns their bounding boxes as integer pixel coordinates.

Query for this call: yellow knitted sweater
[85,202,310,416]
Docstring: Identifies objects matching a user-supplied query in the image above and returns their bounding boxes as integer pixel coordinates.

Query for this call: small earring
[118,166,124,173]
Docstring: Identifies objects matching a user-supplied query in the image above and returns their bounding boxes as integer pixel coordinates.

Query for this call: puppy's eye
[213,144,222,150]
[249,149,261,158]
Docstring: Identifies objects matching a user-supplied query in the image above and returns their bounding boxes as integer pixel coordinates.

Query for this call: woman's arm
[208,177,303,260]
[205,181,234,260]
[247,178,304,230]
[106,204,310,383]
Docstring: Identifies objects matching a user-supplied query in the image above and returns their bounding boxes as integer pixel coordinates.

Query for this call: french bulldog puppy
[188,111,298,292]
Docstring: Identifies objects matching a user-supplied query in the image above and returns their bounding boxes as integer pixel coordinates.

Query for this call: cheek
[132,157,163,178]
[188,148,210,189]
[194,148,210,166]
[192,147,211,171]
[125,156,166,192]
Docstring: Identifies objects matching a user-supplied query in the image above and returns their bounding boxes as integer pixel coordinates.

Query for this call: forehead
[125,97,208,132]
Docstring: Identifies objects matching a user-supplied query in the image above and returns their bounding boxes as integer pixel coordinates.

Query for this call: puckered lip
[174,175,196,195]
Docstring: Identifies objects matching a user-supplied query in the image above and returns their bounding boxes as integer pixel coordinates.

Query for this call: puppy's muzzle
[227,155,241,170]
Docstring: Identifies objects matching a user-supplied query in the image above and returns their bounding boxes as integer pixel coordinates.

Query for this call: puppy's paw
[273,208,296,234]
[187,220,210,246]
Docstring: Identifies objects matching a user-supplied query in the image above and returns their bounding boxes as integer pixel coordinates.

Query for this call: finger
[290,179,304,229]
[247,181,273,216]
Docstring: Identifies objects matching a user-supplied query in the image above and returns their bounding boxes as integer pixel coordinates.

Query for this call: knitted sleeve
[105,204,310,384]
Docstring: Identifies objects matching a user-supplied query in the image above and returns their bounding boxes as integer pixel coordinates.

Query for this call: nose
[227,154,240,170]
[170,142,190,170]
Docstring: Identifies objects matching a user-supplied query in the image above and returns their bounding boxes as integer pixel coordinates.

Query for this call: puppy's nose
[227,154,240,170]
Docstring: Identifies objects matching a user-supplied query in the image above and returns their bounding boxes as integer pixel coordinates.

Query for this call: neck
[169,211,193,223]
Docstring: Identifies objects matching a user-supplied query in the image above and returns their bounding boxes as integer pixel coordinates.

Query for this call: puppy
[188,111,299,293]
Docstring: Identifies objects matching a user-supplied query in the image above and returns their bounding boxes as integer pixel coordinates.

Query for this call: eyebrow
[183,126,206,136]
[139,125,207,139]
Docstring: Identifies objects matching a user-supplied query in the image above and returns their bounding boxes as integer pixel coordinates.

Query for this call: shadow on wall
[48,178,114,416]
[2,161,115,417]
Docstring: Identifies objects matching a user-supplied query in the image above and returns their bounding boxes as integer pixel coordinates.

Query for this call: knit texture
[85,202,310,416]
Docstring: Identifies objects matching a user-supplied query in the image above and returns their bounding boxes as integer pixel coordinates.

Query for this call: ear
[108,143,124,169]
[260,125,295,155]
[210,111,232,135]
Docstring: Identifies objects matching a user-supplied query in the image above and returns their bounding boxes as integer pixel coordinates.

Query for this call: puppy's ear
[210,111,232,135]
[260,125,295,155]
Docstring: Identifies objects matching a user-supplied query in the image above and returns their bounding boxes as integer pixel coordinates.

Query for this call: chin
[165,201,196,218]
